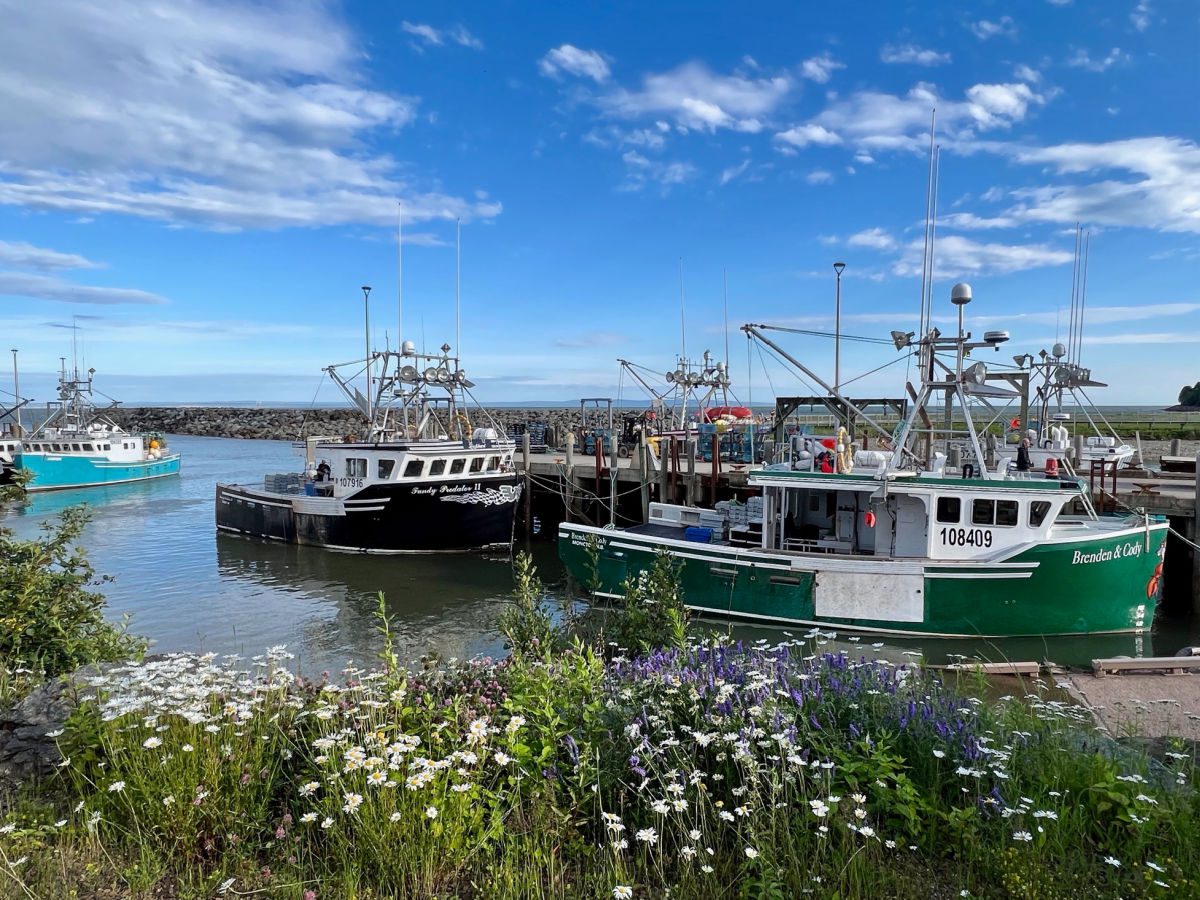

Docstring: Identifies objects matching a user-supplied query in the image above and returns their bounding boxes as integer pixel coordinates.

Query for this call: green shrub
[499,552,563,657]
[0,506,142,677]
[607,549,688,653]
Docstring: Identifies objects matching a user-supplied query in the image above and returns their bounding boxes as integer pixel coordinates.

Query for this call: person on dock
[1016,438,1032,472]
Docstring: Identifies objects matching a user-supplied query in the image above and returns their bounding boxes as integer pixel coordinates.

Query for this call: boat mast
[361,285,372,426]
[455,218,461,365]
[9,348,20,435]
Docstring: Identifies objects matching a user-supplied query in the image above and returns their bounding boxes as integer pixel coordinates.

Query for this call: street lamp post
[361,285,372,421]
[833,262,846,395]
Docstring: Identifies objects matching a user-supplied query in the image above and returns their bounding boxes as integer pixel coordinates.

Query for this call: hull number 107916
[939,527,993,548]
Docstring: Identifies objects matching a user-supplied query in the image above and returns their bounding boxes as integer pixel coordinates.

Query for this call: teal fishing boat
[14,361,180,492]
[558,283,1168,638]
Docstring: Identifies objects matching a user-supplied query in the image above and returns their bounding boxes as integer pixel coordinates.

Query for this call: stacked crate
[265,472,303,493]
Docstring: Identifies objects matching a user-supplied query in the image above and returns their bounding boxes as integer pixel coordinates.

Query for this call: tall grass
[0,635,1193,897]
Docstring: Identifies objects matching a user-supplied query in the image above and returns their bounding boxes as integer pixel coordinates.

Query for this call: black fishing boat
[216,337,521,554]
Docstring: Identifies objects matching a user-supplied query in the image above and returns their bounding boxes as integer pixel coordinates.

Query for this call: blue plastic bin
[684,526,713,543]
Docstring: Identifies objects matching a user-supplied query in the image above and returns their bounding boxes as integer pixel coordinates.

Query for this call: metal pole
[833,262,845,393]
[10,349,20,435]
[455,218,461,360]
[361,286,372,423]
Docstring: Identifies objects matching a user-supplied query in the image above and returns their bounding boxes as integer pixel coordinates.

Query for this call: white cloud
[1066,47,1128,72]
[938,212,1022,230]
[0,240,100,271]
[774,124,842,148]
[800,53,845,83]
[602,62,791,133]
[814,81,1046,151]
[894,234,1073,277]
[1046,0,1072,5]
[401,22,483,50]
[0,271,167,306]
[539,44,612,83]
[1131,0,1152,31]
[0,1,498,230]
[719,160,750,186]
[1013,64,1042,83]
[806,169,833,185]
[880,44,951,66]
[620,151,697,191]
[968,17,1017,40]
[847,227,896,250]
[997,137,1200,234]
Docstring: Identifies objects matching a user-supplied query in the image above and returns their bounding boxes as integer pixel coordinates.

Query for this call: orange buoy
[1147,575,1160,599]
[865,511,876,528]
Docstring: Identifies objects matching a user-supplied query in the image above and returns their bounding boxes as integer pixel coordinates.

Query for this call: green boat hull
[558,520,1168,638]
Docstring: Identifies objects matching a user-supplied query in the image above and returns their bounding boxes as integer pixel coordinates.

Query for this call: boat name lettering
[939,527,993,549]
[1071,541,1143,566]
[410,483,479,496]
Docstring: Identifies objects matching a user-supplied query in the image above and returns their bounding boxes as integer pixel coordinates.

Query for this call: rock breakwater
[107,407,583,443]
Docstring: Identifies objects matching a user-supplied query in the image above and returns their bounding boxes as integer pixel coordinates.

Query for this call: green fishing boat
[558,283,1167,638]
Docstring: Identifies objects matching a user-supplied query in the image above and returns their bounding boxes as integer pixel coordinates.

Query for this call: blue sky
[1,0,1197,407]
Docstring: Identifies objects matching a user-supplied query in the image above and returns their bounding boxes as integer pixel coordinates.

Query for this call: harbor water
[1,434,1196,672]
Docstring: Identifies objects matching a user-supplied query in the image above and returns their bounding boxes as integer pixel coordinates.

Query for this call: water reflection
[214,534,560,670]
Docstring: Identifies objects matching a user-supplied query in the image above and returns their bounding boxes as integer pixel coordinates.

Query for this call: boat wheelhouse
[216,340,521,554]
[14,362,180,492]
[558,282,1167,638]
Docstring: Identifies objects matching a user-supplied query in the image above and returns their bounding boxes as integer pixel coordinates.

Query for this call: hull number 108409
[939,527,993,548]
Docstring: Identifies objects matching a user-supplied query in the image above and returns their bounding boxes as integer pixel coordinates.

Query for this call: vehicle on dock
[215,340,521,554]
[558,283,1168,638]
[13,361,180,492]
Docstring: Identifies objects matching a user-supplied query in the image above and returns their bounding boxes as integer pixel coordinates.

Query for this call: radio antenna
[397,203,404,353]
[918,109,937,335]
[455,218,462,361]
[722,267,730,368]
[678,257,686,362]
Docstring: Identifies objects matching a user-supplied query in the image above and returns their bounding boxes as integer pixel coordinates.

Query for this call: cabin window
[449,458,466,475]
[72,443,82,452]
[429,459,446,476]
[936,497,962,523]
[402,459,423,478]
[1029,501,1052,527]
[487,456,500,471]
[345,457,367,478]
[469,456,484,473]
[995,500,1019,527]
[102,443,110,451]
[84,443,94,452]
[972,499,1020,527]
[377,459,397,479]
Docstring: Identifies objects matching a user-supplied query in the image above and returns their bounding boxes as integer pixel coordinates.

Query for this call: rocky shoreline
[108,406,580,443]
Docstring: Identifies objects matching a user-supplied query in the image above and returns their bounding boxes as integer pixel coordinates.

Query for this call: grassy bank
[1,521,1198,898]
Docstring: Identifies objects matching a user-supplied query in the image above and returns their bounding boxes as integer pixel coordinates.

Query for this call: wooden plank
[1092,656,1200,676]
[932,661,1041,676]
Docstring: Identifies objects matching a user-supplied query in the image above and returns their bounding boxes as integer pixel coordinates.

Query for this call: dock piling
[522,433,531,530]
[686,439,697,507]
